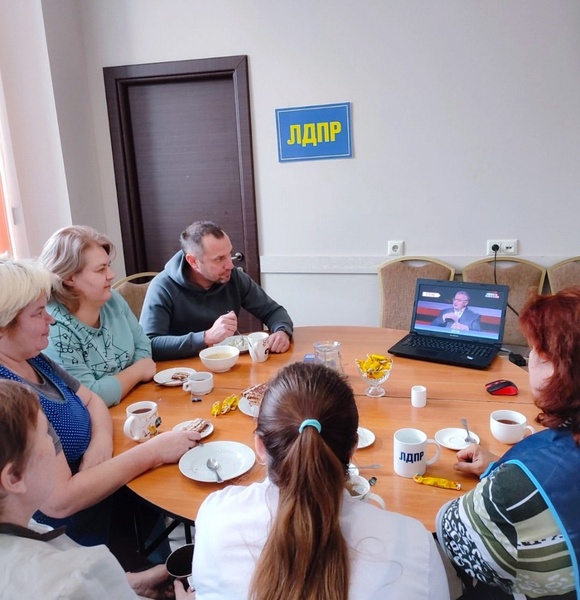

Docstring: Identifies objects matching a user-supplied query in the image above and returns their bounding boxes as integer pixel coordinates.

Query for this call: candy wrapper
[413,474,461,491]
[355,354,393,380]
[211,394,240,417]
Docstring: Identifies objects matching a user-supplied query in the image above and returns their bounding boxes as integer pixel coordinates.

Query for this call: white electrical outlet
[486,239,519,256]
[388,241,404,256]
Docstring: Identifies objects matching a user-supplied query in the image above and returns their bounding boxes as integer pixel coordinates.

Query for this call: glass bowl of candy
[356,354,393,397]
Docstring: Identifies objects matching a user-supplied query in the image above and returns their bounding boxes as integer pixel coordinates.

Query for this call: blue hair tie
[298,419,322,434]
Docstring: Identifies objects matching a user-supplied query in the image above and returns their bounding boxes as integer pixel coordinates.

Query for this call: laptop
[388,278,510,369]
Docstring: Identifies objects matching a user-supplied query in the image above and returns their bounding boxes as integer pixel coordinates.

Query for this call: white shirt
[0,520,140,600]
[192,479,450,600]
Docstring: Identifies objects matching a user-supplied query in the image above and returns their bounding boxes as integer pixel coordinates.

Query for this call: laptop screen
[410,279,510,344]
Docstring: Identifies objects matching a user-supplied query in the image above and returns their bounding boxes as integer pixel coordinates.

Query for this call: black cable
[492,246,519,317]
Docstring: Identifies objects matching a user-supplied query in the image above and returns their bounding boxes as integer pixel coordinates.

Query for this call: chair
[462,258,546,347]
[112,272,158,320]
[547,257,580,293]
[378,257,456,330]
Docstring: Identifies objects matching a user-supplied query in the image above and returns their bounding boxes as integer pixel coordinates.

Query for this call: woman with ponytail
[191,362,449,599]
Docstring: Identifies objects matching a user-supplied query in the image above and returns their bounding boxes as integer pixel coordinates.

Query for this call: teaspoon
[461,418,477,443]
[206,458,223,482]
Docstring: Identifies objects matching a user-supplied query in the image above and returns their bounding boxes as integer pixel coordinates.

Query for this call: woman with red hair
[436,287,580,600]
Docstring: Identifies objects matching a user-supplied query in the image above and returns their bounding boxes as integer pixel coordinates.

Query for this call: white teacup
[182,371,214,396]
[247,331,270,363]
[345,474,386,509]
[490,410,535,444]
[123,401,161,442]
[393,428,441,478]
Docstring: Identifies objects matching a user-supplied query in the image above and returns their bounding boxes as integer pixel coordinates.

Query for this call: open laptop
[388,278,510,369]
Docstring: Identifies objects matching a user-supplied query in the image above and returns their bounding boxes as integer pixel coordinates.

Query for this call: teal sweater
[44,290,152,407]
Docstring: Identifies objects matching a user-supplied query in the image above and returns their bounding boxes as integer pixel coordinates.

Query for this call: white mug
[411,385,427,408]
[346,474,386,509]
[393,428,441,478]
[490,410,535,444]
[123,401,161,442]
[182,372,214,396]
[247,331,270,362]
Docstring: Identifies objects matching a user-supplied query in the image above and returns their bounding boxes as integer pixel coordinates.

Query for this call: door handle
[231,252,244,262]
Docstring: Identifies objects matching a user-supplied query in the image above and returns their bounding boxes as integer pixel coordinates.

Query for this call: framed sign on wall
[275,102,352,162]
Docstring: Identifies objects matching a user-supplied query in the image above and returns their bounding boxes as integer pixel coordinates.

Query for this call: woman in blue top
[436,287,580,599]
[39,226,156,407]
[0,257,200,546]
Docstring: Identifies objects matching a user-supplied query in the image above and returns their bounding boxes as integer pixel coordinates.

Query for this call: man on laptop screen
[388,279,509,369]
[430,290,481,332]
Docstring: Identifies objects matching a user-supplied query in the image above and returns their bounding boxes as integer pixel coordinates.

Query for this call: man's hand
[268,330,291,353]
[442,312,458,323]
[453,444,498,477]
[204,311,238,346]
[450,322,469,331]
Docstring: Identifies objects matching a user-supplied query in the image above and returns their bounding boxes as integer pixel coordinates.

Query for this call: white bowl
[199,346,240,373]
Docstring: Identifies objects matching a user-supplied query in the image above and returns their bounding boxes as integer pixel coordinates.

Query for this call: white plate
[435,427,480,450]
[217,335,249,353]
[154,367,196,386]
[178,441,255,482]
[238,396,260,418]
[357,427,375,449]
[172,420,214,439]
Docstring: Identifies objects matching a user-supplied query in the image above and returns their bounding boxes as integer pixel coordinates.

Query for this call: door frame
[103,55,260,285]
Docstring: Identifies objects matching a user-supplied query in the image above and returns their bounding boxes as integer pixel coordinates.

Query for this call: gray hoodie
[140,251,293,360]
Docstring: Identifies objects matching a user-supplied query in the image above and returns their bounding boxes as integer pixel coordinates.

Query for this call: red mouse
[486,379,519,396]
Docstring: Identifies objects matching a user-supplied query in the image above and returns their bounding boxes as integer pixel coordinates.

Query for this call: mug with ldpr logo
[393,428,441,478]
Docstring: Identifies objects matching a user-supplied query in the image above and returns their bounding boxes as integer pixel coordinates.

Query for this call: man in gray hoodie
[140,221,293,360]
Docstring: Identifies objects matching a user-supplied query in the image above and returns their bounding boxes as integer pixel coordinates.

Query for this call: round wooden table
[110,326,537,532]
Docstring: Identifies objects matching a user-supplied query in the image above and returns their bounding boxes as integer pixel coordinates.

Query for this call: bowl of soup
[199,346,240,373]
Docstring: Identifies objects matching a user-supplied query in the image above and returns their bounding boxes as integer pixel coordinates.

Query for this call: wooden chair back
[547,257,580,293]
[378,257,455,330]
[462,258,546,347]
[112,272,158,320]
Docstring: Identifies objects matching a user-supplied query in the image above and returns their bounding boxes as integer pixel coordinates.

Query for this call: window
[0,173,11,254]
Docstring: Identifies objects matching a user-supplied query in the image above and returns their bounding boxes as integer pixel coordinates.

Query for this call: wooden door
[104,55,260,332]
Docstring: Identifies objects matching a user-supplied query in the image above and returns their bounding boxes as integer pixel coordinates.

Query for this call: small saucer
[357,427,375,449]
[435,427,480,450]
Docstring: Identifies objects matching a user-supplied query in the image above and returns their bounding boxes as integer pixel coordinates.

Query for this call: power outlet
[388,240,404,256]
[486,239,519,256]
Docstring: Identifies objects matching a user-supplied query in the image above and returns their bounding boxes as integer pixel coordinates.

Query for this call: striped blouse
[437,462,575,599]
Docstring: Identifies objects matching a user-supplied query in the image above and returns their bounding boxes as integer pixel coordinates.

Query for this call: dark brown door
[104,55,260,332]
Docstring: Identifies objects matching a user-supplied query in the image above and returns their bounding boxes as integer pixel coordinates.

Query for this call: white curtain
[0,67,30,258]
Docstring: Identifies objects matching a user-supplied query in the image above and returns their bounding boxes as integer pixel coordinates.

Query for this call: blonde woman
[0,256,200,546]
[39,226,155,407]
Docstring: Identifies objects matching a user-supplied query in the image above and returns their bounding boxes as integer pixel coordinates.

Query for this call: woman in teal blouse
[40,226,156,407]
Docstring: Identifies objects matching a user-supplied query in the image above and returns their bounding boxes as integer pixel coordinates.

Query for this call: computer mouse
[486,379,519,396]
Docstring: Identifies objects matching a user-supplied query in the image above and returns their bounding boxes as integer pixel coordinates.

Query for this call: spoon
[206,458,223,482]
[461,418,477,443]
[348,463,381,470]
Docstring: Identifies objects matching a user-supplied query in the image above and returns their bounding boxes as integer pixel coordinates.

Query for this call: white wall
[2,1,580,326]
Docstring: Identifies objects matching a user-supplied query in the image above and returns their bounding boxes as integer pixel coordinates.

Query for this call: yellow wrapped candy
[412,474,461,491]
[221,394,239,414]
[211,394,240,416]
[356,354,393,380]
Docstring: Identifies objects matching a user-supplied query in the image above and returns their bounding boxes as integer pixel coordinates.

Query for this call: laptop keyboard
[402,336,493,357]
